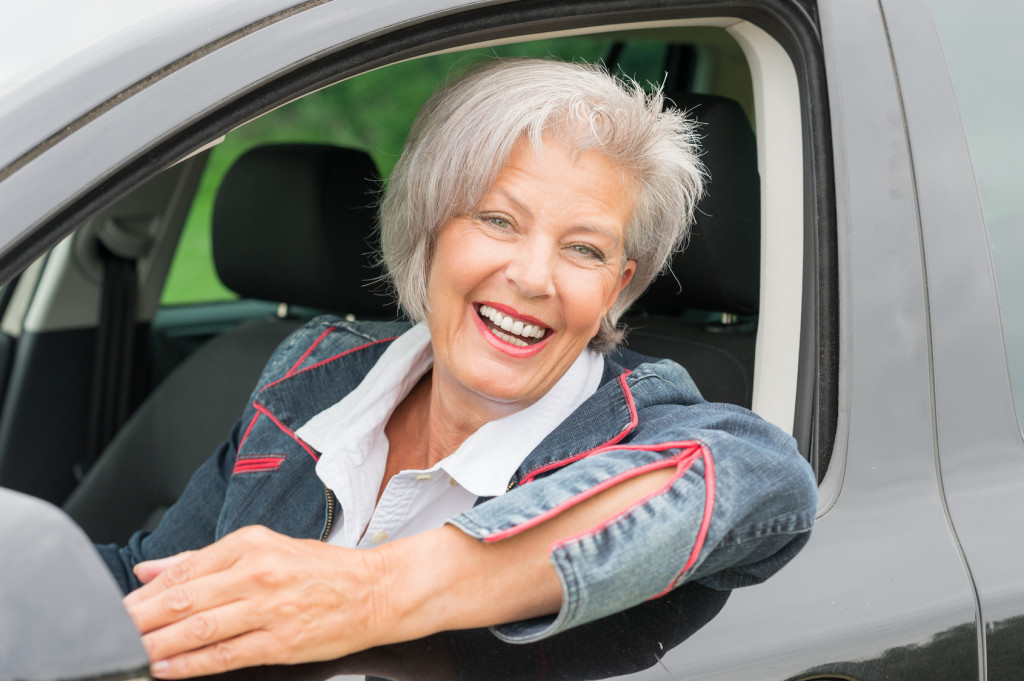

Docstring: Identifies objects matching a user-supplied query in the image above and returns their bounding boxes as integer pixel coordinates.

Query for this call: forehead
[485,137,637,222]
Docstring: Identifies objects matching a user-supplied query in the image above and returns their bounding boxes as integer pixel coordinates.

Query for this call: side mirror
[0,488,149,681]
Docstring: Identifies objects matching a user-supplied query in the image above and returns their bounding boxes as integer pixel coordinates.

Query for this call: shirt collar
[297,322,604,498]
[439,343,604,496]
[297,323,432,459]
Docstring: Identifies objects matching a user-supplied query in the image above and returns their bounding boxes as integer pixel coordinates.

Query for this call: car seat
[620,93,761,407]
[65,144,389,544]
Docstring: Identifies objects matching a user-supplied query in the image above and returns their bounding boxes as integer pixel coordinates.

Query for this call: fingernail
[152,659,170,673]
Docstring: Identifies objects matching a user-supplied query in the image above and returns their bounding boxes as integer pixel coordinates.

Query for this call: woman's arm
[122,467,676,679]
[454,402,818,644]
[121,355,817,679]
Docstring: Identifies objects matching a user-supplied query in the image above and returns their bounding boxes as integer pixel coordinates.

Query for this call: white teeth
[492,329,528,347]
[478,305,547,341]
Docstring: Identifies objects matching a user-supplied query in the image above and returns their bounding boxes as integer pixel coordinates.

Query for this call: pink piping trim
[284,327,337,376]
[652,441,715,598]
[484,441,702,543]
[261,336,398,393]
[484,440,716,596]
[232,456,286,475]
[518,370,637,485]
[238,412,261,451]
[254,403,319,462]
[241,332,397,465]
[296,337,400,375]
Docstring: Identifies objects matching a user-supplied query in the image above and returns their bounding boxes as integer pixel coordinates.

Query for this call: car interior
[0,22,810,545]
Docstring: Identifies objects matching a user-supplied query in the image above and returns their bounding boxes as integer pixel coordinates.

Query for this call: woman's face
[426,137,636,416]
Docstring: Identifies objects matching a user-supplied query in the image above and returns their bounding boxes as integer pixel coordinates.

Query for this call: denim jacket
[97,317,817,643]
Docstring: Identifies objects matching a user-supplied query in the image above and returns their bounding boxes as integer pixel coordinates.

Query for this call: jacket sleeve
[93,419,242,593]
[92,319,334,594]
[446,362,818,643]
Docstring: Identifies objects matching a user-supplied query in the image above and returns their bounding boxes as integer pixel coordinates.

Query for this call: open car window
[156,21,805,426]
[0,13,826,507]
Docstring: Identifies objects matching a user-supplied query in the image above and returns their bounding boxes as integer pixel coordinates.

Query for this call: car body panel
[882,0,1024,674]
[0,0,299,170]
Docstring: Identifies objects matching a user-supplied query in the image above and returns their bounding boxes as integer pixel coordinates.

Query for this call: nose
[504,236,556,299]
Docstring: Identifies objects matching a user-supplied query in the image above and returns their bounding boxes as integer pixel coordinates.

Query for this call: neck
[386,364,527,471]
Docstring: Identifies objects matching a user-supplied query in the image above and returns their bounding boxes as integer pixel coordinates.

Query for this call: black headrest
[632,93,760,316]
[212,144,391,316]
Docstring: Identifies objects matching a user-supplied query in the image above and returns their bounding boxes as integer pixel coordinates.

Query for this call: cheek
[428,229,502,312]
[561,273,620,338]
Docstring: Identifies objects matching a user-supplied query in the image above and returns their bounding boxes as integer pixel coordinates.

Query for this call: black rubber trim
[0,0,838,476]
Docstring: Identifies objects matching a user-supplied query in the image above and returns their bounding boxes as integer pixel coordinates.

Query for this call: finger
[125,567,251,634]
[141,597,260,664]
[124,540,241,610]
[133,552,192,585]
[149,629,284,679]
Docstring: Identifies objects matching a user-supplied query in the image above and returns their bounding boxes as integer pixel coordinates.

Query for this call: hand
[122,525,387,679]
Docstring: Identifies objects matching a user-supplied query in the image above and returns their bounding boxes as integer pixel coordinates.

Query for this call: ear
[603,259,637,314]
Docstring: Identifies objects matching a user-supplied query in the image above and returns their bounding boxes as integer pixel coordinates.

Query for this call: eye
[568,243,607,262]
[478,213,514,230]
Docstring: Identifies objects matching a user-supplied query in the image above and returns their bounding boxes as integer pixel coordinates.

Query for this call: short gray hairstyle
[379,58,704,350]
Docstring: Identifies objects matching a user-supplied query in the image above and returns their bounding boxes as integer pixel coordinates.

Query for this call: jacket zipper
[320,484,336,541]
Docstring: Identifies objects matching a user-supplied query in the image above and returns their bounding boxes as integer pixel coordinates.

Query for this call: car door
[882,1,1024,679]
[0,1,1011,679]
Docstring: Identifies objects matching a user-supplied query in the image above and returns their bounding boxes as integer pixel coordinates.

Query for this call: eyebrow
[572,222,622,245]
[490,186,534,222]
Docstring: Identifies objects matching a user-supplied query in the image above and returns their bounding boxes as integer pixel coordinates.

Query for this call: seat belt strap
[82,243,139,476]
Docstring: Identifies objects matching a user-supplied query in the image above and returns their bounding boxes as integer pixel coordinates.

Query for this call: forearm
[123,428,813,678]
[372,466,676,642]
[441,426,817,642]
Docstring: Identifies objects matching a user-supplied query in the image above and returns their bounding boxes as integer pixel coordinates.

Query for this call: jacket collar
[253,331,395,452]
[253,333,640,476]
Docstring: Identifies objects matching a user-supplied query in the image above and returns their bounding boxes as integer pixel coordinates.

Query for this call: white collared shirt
[295,323,604,548]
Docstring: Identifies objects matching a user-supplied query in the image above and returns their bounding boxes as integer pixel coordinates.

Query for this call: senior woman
[100,58,818,678]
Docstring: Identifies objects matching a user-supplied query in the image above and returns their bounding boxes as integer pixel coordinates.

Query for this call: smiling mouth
[477,304,550,348]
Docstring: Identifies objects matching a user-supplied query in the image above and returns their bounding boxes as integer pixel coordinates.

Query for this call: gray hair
[379,58,705,350]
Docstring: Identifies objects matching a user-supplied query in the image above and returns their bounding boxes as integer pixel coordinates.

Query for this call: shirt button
[369,530,389,544]
[449,478,460,487]
[414,473,432,482]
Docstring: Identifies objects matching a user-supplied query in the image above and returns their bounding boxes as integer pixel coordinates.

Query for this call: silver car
[1,0,1022,679]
